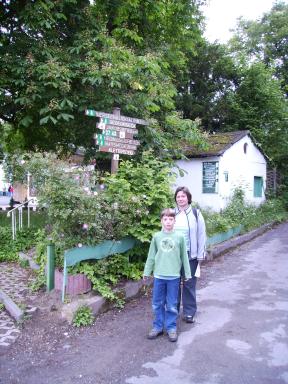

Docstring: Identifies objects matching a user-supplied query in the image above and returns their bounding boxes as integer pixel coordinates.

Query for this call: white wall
[173,135,266,212]
[0,163,9,193]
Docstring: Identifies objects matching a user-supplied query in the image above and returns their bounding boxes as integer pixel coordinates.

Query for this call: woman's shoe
[183,315,195,323]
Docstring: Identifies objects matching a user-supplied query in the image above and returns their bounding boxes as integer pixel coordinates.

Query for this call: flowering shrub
[14,150,175,262]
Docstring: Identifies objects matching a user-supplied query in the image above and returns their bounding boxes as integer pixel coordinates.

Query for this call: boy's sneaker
[167,330,178,342]
[147,329,163,339]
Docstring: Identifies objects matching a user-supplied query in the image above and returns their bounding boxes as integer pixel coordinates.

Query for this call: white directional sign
[86,108,147,158]
[106,124,138,135]
[99,146,135,156]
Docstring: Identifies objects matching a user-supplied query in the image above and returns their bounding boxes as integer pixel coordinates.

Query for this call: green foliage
[19,259,29,269]
[204,188,288,237]
[12,150,175,257]
[0,303,5,312]
[104,150,175,244]
[73,305,94,327]
[71,253,144,307]
[2,150,174,302]
[0,227,40,262]
[0,210,48,229]
[0,0,204,154]
[175,40,240,132]
[229,2,288,95]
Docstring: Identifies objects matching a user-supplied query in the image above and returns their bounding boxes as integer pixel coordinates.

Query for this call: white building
[0,162,9,195]
[174,130,267,212]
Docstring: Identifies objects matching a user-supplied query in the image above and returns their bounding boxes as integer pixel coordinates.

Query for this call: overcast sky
[202,0,287,43]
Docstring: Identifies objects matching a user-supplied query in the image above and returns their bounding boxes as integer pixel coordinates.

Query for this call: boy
[143,208,191,342]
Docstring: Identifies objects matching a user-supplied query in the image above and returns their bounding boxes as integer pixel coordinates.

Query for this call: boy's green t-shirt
[143,230,191,279]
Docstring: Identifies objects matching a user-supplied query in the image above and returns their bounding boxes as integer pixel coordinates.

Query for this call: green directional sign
[103,129,117,137]
[85,109,97,117]
[100,117,110,124]
[96,134,105,146]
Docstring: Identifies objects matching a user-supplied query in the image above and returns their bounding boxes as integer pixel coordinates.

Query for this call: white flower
[93,191,98,196]
[78,243,83,248]
[82,223,89,230]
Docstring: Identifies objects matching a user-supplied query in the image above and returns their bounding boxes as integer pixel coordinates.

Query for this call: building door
[254,176,263,197]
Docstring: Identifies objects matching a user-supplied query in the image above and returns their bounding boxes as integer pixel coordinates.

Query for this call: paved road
[125,222,288,384]
[1,222,287,384]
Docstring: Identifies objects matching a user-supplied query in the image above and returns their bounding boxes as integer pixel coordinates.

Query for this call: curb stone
[19,251,40,271]
[0,289,24,321]
[61,278,153,324]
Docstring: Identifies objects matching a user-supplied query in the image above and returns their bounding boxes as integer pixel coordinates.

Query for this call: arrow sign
[95,138,138,151]
[103,129,117,137]
[98,146,135,156]
[95,134,105,146]
[102,136,140,146]
[85,109,97,117]
[105,124,138,135]
[94,111,147,125]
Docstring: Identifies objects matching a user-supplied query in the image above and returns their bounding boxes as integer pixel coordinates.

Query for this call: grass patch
[0,209,48,229]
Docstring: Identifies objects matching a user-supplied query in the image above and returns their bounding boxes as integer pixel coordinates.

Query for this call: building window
[254,176,263,197]
[244,143,248,154]
[202,161,219,193]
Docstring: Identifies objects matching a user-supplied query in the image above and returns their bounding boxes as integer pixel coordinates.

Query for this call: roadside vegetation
[1,152,287,306]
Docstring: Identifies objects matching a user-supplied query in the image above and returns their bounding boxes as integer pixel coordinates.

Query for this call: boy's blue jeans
[152,277,180,332]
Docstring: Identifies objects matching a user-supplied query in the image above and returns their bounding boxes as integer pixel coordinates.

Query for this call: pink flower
[82,223,89,230]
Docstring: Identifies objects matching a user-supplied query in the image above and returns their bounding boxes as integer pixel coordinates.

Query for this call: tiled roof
[183,130,252,158]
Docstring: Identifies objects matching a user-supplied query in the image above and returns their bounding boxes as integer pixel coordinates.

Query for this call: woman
[174,186,206,323]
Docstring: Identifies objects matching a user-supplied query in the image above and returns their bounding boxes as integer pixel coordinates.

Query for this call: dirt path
[0,263,214,384]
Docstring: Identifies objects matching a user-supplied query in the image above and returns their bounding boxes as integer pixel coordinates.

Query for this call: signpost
[86,107,148,173]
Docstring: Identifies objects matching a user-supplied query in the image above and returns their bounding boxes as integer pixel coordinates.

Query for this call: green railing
[48,226,243,302]
[206,225,243,247]
[61,237,137,302]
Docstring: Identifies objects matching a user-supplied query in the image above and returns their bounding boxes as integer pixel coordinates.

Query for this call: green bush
[0,227,43,262]
[73,305,94,327]
[13,151,174,261]
[70,253,144,307]
[204,188,288,236]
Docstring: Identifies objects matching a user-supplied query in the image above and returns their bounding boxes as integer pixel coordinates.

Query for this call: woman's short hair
[160,208,176,218]
[174,186,192,204]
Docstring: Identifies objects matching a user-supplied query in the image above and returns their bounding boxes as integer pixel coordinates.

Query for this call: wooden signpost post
[85,107,148,173]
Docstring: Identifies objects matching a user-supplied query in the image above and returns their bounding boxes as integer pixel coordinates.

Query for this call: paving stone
[0,262,39,348]
[0,310,20,349]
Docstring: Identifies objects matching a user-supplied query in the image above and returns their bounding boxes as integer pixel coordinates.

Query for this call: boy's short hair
[174,186,192,204]
[160,208,175,219]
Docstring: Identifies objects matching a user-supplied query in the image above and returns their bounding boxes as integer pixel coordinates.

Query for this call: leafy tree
[218,62,288,176]
[229,1,288,95]
[0,0,206,156]
[175,40,240,132]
